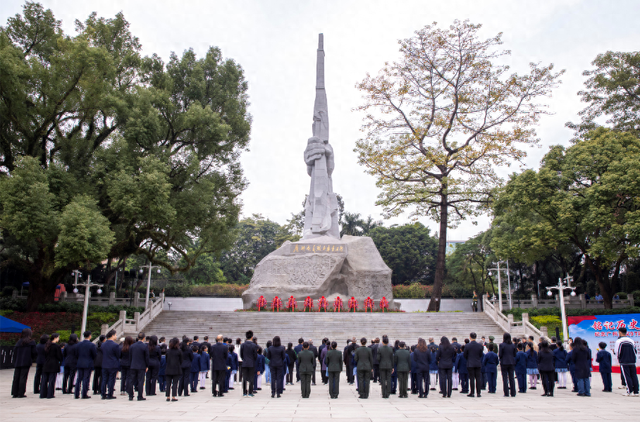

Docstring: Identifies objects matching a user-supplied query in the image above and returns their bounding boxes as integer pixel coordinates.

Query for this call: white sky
[2,0,639,241]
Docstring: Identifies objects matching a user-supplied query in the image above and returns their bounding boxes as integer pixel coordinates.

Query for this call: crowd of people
[9,326,639,401]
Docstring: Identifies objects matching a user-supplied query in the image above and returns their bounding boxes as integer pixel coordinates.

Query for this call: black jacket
[101,340,121,369]
[210,342,229,371]
[36,342,46,366]
[149,345,161,368]
[180,346,193,369]
[464,341,484,368]
[285,348,297,365]
[120,346,131,368]
[13,338,37,367]
[240,341,257,368]
[499,343,517,366]
[537,349,555,372]
[94,344,104,368]
[130,341,150,370]
[43,343,63,373]
[165,348,183,376]
[76,340,98,369]
[413,349,431,372]
[435,346,456,369]
[63,342,78,368]
[267,345,286,368]
[572,347,592,378]
[371,343,379,364]
[309,345,318,366]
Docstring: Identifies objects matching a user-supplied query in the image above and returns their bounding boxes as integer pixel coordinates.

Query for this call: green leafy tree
[354,20,563,310]
[492,128,640,308]
[0,4,250,309]
[567,51,640,138]
[369,223,438,285]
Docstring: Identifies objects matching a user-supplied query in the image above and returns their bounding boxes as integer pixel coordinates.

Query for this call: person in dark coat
[34,334,48,395]
[371,338,380,383]
[596,342,612,392]
[165,338,183,401]
[498,333,517,397]
[210,334,229,397]
[119,336,134,395]
[11,328,37,398]
[515,343,528,393]
[178,338,193,396]
[285,343,297,385]
[297,342,315,398]
[354,337,374,399]
[128,332,150,401]
[455,346,469,393]
[378,335,394,398]
[100,330,120,399]
[325,341,343,398]
[413,338,431,398]
[40,333,63,399]
[74,331,97,399]
[309,340,318,385]
[394,342,411,398]
[146,335,161,396]
[62,334,79,395]
[240,330,258,397]
[294,338,304,382]
[464,332,484,397]
[482,344,499,393]
[266,336,286,398]
[92,335,105,395]
[436,336,456,398]
[537,340,556,396]
[572,337,592,396]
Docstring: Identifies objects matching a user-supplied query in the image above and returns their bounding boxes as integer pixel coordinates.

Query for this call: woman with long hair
[120,336,134,395]
[40,333,62,399]
[92,335,106,395]
[178,338,193,396]
[413,338,431,398]
[165,338,183,401]
[553,342,569,389]
[572,337,592,396]
[435,336,455,398]
[266,336,286,398]
[285,342,296,385]
[34,334,48,395]
[62,333,79,394]
[526,342,539,389]
[537,340,555,396]
[11,328,36,398]
[146,335,161,396]
[499,332,517,397]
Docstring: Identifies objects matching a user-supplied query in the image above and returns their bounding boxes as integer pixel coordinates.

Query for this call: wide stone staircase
[142,311,506,345]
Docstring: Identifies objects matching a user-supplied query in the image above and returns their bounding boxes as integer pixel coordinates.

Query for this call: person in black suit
[192,336,200,350]
[128,332,150,401]
[178,338,193,396]
[146,335,161,396]
[40,333,63,399]
[165,338,183,401]
[537,340,556,397]
[100,330,120,400]
[74,331,97,399]
[294,338,304,382]
[11,328,36,398]
[62,334,79,395]
[266,336,286,397]
[499,333,517,397]
[344,339,355,384]
[120,336,134,395]
[354,337,374,398]
[34,334,48,395]
[240,330,258,397]
[210,334,229,397]
[371,338,380,383]
[436,336,456,398]
[92,335,105,395]
[309,340,318,385]
[464,332,483,398]
[413,338,431,398]
[325,341,343,398]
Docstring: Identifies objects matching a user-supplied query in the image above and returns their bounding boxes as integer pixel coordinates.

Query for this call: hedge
[163,283,249,298]
[392,283,473,299]
[503,307,640,321]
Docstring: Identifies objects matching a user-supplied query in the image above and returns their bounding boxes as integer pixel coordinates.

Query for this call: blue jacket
[413,349,431,372]
[410,352,417,373]
[596,350,612,373]
[526,350,538,369]
[482,351,499,373]
[515,351,528,374]
[36,343,46,366]
[255,354,265,374]
[159,355,166,376]
[101,340,121,369]
[566,351,576,372]
[200,351,210,372]
[553,348,568,369]
[130,341,150,370]
[455,353,468,375]
[75,340,97,369]
[429,351,438,371]
[229,352,238,371]
[191,354,201,373]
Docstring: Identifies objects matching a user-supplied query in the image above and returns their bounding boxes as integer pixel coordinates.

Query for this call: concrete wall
[163,297,474,312]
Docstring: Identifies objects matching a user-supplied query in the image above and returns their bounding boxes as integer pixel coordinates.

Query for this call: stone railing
[14,290,147,307]
[483,295,511,333]
[483,296,546,340]
[98,294,164,341]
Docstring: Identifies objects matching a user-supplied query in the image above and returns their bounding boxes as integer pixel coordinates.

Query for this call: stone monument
[242,34,395,310]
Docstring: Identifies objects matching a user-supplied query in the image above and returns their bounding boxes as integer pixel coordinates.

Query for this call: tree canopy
[0,3,251,309]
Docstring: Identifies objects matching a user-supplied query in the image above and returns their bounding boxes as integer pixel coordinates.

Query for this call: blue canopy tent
[0,316,31,333]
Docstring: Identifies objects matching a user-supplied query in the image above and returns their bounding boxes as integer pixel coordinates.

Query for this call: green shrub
[0,297,27,311]
[57,330,72,343]
[191,284,248,297]
[632,290,640,300]
[2,286,16,297]
[0,309,14,316]
[504,307,640,321]
[531,315,564,341]
[163,284,193,297]
[615,292,627,300]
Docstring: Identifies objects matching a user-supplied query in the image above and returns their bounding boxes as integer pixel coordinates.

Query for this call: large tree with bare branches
[354,20,563,310]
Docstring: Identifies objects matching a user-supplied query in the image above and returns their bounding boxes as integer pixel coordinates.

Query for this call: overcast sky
[3,0,639,241]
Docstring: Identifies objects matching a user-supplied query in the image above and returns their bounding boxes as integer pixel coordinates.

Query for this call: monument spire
[313,33,329,142]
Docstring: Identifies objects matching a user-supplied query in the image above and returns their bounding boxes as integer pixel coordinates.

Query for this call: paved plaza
[2,369,639,422]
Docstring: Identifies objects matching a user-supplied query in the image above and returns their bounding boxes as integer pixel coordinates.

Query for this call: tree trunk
[427,196,447,312]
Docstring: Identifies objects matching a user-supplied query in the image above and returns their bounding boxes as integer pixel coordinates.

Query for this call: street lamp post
[73,274,103,339]
[140,263,162,309]
[546,276,576,344]
[488,262,512,311]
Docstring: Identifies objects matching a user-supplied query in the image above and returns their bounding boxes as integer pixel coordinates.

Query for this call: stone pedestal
[242,235,395,309]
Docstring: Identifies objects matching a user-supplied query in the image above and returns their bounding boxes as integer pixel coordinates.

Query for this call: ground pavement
[2,369,638,422]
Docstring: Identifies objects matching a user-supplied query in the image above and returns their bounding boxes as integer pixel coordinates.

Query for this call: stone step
[139,311,506,346]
